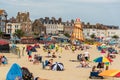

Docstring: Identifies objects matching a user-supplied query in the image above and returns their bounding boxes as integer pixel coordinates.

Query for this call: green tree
[64,33,70,38]
[13,29,24,39]
[0,29,3,38]
[112,35,119,39]
[90,33,96,39]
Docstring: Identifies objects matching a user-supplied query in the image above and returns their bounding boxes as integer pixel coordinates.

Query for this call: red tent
[0,40,9,45]
[0,40,10,53]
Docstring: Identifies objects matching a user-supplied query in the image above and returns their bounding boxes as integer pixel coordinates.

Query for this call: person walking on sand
[27,50,33,62]
[72,45,75,53]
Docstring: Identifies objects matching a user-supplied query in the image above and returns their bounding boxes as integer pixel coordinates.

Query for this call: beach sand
[0,44,120,80]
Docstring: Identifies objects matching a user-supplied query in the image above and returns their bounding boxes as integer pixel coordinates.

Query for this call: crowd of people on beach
[2,41,120,80]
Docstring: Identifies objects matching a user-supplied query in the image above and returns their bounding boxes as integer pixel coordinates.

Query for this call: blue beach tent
[6,63,22,80]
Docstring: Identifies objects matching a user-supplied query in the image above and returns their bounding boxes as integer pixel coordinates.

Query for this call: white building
[0,9,7,33]
[44,23,64,34]
[82,23,120,40]
[83,28,120,39]
[107,29,120,38]
[6,22,21,34]
[83,28,106,39]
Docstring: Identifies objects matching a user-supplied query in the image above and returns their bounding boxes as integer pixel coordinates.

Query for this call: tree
[0,30,3,38]
[64,33,70,38]
[112,35,119,39]
[13,29,24,39]
[90,33,96,39]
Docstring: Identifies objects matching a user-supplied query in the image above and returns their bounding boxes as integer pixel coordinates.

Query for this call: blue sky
[1,0,120,26]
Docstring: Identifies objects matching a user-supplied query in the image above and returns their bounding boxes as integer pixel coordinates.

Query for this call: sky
[1,0,120,26]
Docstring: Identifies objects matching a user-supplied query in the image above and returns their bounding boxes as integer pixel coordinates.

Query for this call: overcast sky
[1,0,120,26]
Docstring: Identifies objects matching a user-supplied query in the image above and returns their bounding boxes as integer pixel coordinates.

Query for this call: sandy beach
[0,44,120,80]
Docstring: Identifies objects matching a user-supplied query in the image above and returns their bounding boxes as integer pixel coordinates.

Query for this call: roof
[52,34,69,40]
[0,10,4,15]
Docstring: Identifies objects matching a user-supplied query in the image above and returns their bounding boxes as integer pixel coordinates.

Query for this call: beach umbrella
[51,62,64,71]
[93,56,112,63]
[99,69,120,77]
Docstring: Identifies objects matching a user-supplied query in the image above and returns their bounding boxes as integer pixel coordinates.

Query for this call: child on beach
[47,50,51,57]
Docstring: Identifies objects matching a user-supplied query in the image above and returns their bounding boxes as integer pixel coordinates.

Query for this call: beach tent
[6,63,22,80]
[51,62,64,71]
[0,40,10,53]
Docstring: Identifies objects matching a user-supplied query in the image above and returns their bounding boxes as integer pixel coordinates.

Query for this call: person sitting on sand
[43,59,53,69]
[65,45,69,50]
[52,52,57,58]
[92,65,102,73]
[1,56,8,65]
[80,58,90,68]
[33,54,40,64]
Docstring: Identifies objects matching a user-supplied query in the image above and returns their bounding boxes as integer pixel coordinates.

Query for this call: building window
[87,33,89,36]
[7,29,11,34]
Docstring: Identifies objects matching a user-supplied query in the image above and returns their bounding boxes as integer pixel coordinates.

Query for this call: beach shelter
[6,63,22,80]
[51,62,64,71]
[99,69,120,77]
[0,40,10,53]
